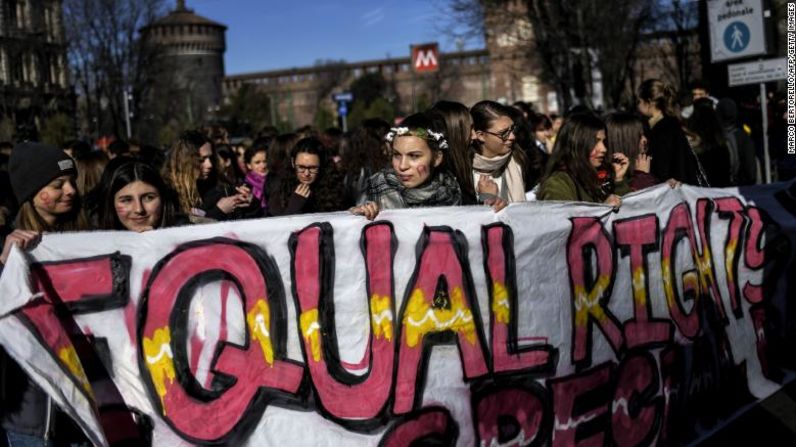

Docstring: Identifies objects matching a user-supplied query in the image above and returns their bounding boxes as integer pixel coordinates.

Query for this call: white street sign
[708,0,767,62]
[728,58,787,86]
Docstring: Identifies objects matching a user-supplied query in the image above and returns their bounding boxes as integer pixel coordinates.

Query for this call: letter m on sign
[411,43,439,73]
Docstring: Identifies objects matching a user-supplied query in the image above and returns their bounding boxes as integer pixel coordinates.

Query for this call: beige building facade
[220,0,701,128]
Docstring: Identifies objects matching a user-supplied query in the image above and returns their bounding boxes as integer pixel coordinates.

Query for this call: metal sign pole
[123,89,132,139]
[342,113,348,133]
[760,82,771,183]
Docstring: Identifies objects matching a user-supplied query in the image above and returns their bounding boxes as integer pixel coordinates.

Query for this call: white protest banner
[0,181,794,446]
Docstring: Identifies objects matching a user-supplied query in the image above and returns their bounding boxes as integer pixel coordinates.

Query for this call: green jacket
[538,171,630,203]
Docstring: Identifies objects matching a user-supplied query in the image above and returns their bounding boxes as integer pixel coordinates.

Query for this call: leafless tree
[63,0,166,139]
[644,0,701,96]
[444,0,663,110]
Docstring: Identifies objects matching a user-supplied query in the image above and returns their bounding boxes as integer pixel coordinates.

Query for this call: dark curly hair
[276,137,346,213]
[342,118,390,175]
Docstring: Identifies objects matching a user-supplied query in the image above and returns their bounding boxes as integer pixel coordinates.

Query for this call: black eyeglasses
[481,124,516,141]
[295,165,320,174]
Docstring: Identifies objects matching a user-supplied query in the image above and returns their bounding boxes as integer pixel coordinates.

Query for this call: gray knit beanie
[9,142,78,204]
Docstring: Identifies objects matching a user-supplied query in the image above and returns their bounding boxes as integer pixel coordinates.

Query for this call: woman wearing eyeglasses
[470,100,528,203]
[267,137,345,216]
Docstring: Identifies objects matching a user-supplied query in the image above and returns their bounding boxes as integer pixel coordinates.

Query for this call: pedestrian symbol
[723,21,750,53]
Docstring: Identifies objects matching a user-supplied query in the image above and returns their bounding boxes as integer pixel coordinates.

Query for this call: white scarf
[472,152,526,202]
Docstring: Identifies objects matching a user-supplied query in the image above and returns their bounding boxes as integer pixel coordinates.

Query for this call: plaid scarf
[366,169,462,210]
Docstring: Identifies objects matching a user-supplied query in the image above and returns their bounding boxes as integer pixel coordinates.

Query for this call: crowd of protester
[0,76,785,445]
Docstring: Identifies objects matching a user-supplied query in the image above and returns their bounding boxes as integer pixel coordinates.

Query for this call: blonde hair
[163,137,204,214]
[638,79,678,117]
[15,199,89,232]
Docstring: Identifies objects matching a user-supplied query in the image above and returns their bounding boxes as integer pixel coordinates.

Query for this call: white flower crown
[385,127,449,150]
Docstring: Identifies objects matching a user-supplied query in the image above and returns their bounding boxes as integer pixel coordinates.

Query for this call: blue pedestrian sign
[333,91,353,131]
[723,21,750,53]
[332,92,353,103]
[707,0,766,62]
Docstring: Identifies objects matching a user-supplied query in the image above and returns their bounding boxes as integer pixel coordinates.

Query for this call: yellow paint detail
[683,271,699,294]
[573,274,612,327]
[492,282,510,324]
[661,259,676,308]
[662,256,700,309]
[403,286,476,348]
[143,327,175,415]
[725,238,738,287]
[58,345,93,398]
[696,245,716,294]
[370,294,393,341]
[300,308,321,362]
[631,266,647,308]
[246,299,275,366]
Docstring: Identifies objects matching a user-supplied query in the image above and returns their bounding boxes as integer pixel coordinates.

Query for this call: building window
[44,6,51,41]
[29,53,37,86]
[0,50,7,84]
[7,0,18,30]
[59,54,66,87]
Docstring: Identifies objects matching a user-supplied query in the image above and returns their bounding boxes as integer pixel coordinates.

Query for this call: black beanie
[9,142,78,204]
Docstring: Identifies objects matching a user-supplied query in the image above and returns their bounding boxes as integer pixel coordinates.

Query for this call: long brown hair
[430,101,476,202]
[75,151,109,196]
[162,130,213,214]
[605,112,645,177]
[543,113,609,201]
[15,194,88,232]
[268,133,301,178]
[342,118,390,175]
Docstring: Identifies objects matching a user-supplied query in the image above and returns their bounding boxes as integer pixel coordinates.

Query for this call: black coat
[198,180,263,221]
[647,116,701,185]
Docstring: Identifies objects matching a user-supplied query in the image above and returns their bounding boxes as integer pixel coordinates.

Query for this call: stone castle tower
[141,0,226,125]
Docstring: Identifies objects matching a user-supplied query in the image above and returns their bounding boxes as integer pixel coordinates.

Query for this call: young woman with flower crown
[350,112,463,220]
